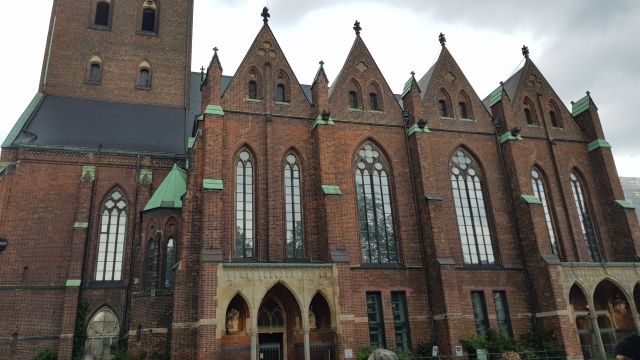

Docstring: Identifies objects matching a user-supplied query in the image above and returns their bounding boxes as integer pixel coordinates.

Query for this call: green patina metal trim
[321,184,342,195]
[499,132,523,144]
[349,108,363,112]
[527,124,540,128]
[487,85,503,107]
[203,178,223,190]
[65,279,81,287]
[204,105,224,116]
[406,124,431,137]
[143,165,187,211]
[587,139,611,152]
[275,101,290,105]
[572,95,590,117]
[0,162,9,176]
[81,166,96,181]
[440,116,454,121]
[521,195,542,205]
[369,110,384,114]
[73,222,89,229]
[245,98,262,103]
[188,137,196,149]
[197,114,204,121]
[311,115,335,130]
[401,77,414,98]
[615,200,635,209]
[2,92,46,148]
[139,169,152,183]
[460,118,475,122]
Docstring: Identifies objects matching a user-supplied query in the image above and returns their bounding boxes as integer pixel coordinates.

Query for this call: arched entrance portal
[593,280,635,355]
[308,292,336,360]
[258,283,302,360]
[570,284,596,360]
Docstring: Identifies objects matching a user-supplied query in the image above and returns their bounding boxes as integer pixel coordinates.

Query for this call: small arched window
[570,172,601,262]
[523,98,538,126]
[355,142,397,264]
[348,79,363,110]
[549,100,563,128]
[138,61,151,89]
[87,55,103,84]
[284,154,303,259]
[531,168,559,256]
[439,100,449,117]
[276,84,286,102]
[458,102,469,119]
[369,93,379,111]
[458,91,473,119]
[144,238,156,290]
[96,190,127,281]
[164,238,176,288]
[439,89,452,118]
[235,149,254,259]
[248,81,258,99]
[85,308,119,359]
[94,1,110,27]
[450,149,495,265]
[141,0,158,33]
[349,91,360,109]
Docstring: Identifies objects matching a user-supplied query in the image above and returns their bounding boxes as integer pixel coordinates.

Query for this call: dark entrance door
[259,333,283,360]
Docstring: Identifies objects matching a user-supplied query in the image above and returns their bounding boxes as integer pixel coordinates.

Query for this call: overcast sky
[1,0,639,176]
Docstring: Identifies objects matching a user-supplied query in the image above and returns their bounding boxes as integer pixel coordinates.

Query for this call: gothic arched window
[85,308,119,359]
[137,61,151,89]
[248,81,258,99]
[570,172,601,262]
[450,149,495,265]
[87,55,103,84]
[523,97,538,126]
[235,149,254,259]
[284,154,303,259]
[276,84,286,102]
[144,239,156,290]
[531,168,559,256]
[96,190,127,281]
[164,238,176,288]
[355,142,397,264]
[141,0,158,33]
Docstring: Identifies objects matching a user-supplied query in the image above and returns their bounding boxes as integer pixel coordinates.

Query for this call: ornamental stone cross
[353,20,361,35]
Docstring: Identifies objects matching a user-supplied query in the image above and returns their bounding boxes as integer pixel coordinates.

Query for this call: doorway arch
[257,283,302,360]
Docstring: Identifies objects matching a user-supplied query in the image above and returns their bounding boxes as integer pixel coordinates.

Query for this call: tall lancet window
[531,168,559,256]
[570,172,601,261]
[235,149,254,258]
[355,142,397,264]
[450,149,495,265]
[96,190,128,281]
[284,154,303,259]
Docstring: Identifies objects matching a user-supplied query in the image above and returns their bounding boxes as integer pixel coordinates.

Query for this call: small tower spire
[353,20,361,36]
[522,45,530,58]
[261,7,270,24]
[439,32,446,47]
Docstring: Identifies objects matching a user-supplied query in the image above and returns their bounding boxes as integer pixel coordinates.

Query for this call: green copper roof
[572,95,590,117]
[143,164,187,211]
[487,86,503,107]
[401,77,414,98]
[587,139,611,152]
[521,195,542,205]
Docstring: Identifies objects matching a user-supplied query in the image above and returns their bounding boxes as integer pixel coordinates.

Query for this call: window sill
[458,264,503,270]
[274,101,290,105]
[349,108,363,112]
[136,85,152,91]
[137,30,159,37]
[245,98,262,103]
[460,118,475,122]
[351,263,402,270]
[89,25,111,31]
[85,80,102,86]
[527,124,540,128]
[440,116,454,121]
[552,126,565,130]
[369,110,384,114]
[88,280,126,289]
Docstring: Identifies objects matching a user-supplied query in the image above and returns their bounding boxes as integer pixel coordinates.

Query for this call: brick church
[1,1,639,359]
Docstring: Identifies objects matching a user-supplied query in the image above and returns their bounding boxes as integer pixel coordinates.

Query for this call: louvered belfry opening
[94,2,109,26]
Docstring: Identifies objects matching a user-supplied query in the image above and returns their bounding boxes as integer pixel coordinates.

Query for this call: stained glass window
[96,190,127,281]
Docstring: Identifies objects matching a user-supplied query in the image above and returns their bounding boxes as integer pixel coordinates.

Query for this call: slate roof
[481,67,524,110]
[417,63,436,99]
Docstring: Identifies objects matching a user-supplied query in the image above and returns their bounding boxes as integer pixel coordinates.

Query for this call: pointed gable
[418,45,493,131]
[328,34,402,125]
[220,24,311,117]
[143,165,187,211]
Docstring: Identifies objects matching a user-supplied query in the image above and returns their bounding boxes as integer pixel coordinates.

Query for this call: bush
[396,349,413,360]
[414,342,438,357]
[356,347,374,360]
[485,329,517,353]
[33,349,58,360]
[462,334,488,355]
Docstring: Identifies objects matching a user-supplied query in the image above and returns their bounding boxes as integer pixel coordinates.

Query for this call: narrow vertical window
[144,239,156,290]
[366,292,386,349]
[284,154,303,259]
[439,100,449,117]
[531,168,559,256]
[459,101,469,119]
[493,291,513,338]
[89,64,102,82]
[141,1,157,33]
[570,172,601,261]
[471,291,490,336]
[164,238,176,288]
[451,149,495,265]
[355,142,397,264]
[276,84,286,102]
[138,61,151,89]
[524,98,538,126]
[549,110,559,128]
[369,93,379,111]
[349,91,360,109]
[549,101,563,128]
[96,190,127,281]
[391,292,411,351]
[248,81,258,99]
[94,1,110,27]
[235,150,254,259]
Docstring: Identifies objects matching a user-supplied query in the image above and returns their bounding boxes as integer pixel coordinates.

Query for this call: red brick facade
[1,3,639,360]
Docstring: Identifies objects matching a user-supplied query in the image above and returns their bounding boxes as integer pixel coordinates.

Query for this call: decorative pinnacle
[353,20,361,35]
[586,90,591,96]
[522,45,529,58]
[213,47,218,54]
[200,66,205,73]
[438,32,446,46]
[319,60,324,67]
[261,7,270,24]
[410,71,415,77]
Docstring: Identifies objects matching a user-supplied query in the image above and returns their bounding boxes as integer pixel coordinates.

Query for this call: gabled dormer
[328,21,402,125]
[490,46,585,141]
[416,33,493,132]
[214,8,311,118]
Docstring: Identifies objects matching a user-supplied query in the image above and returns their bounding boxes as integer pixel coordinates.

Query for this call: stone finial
[410,71,415,77]
[439,32,446,47]
[353,20,361,35]
[261,7,270,24]
[522,45,530,58]
[213,47,219,54]
[319,60,324,67]
[586,90,591,96]
[200,66,205,81]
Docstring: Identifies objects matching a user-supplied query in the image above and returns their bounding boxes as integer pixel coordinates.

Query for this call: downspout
[122,154,142,351]
[402,112,437,344]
